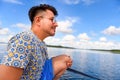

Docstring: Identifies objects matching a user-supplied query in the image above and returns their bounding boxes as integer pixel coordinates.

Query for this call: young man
[0,4,72,80]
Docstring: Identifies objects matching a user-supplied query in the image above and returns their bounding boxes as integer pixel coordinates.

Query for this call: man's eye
[50,19,54,21]
[50,18,56,23]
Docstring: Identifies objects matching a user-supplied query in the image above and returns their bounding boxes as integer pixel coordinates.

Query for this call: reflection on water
[0,44,120,80]
[47,47,120,80]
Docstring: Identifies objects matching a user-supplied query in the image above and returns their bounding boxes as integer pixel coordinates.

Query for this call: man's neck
[31,27,46,41]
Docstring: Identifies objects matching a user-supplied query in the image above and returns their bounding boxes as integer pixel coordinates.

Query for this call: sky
[0,0,120,50]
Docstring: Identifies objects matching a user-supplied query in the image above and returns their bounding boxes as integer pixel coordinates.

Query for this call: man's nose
[53,22,58,27]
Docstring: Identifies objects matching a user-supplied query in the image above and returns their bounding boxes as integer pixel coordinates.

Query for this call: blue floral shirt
[1,30,48,80]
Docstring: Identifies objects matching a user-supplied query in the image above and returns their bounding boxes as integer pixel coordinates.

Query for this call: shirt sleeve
[1,33,31,69]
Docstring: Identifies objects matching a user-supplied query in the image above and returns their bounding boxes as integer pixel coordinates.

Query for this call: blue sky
[0,0,120,49]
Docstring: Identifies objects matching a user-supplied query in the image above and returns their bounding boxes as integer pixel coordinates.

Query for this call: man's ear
[34,16,41,24]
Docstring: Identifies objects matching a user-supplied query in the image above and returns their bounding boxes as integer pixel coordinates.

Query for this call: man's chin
[50,34,55,36]
[52,32,55,36]
[48,31,56,36]
[48,33,55,36]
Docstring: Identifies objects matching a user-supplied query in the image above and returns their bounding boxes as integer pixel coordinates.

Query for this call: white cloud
[61,35,77,47]
[3,0,23,4]
[60,0,95,5]
[99,37,107,42]
[102,26,120,36]
[12,23,30,31]
[92,41,119,50]
[0,27,13,43]
[45,35,77,47]
[62,35,76,41]
[90,31,97,37]
[0,28,10,35]
[57,17,77,34]
[0,23,30,43]
[45,37,61,46]
[63,0,80,4]
[0,21,2,25]
[0,35,13,42]
[78,33,90,41]
[73,40,120,49]
[45,33,120,49]
[82,0,95,5]
[0,23,30,42]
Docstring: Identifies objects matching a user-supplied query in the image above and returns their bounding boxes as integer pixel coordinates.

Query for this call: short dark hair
[28,4,58,23]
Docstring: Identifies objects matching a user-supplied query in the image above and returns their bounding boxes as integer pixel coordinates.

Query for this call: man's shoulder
[18,30,32,36]
[8,31,33,43]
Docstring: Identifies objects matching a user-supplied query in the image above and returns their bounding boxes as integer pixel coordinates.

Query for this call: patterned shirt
[1,30,48,80]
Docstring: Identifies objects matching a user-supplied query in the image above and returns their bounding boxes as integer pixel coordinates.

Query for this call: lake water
[0,44,120,80]
[47,47,120,80]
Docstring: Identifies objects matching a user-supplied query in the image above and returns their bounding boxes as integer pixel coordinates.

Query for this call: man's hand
[65,55,73,68]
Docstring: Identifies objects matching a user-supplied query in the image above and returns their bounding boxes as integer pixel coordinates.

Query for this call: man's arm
[0,65,23,80]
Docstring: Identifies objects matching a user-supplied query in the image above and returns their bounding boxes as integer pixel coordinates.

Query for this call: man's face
[40,10,58,37]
